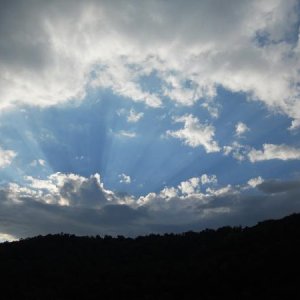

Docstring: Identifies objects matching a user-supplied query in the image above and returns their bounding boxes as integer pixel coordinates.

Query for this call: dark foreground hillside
[1,213,300,299]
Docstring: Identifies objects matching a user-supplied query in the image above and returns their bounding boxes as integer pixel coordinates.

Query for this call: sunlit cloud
[0,147,17,168]
[127,109,144,123]
[119,173,131,184]
[248,144,300,162]
[247,176,264,188]
[235,122,250,137]
[116,130,137,138]
[166,114,220,153]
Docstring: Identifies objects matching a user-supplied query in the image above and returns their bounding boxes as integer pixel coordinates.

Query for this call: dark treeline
[1,213,300,299]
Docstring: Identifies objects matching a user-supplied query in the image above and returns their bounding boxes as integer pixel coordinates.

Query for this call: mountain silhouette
[1,213,300,299]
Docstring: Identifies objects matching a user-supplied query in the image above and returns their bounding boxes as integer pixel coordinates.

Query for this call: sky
[1,0,300,241]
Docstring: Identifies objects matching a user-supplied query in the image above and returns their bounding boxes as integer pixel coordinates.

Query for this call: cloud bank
[1,172,300,239]
[0,0,299,128]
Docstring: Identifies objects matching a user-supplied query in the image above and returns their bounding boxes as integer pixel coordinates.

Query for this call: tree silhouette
[0,213,299,299]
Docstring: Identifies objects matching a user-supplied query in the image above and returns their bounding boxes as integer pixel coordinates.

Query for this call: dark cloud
[59,174,108,207]
[257,179,300,194]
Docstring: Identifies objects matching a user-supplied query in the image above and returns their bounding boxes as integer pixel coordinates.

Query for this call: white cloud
[224,142,300,162]
[201,174,218,185]
[0,1,299,128]
[235,122,250,137]
[205,185,236,197]
[159,186,178,199]
[248,144,300,162]
[201,102,220,118]
[127,109,144,123]
[166,114,220,153]
[23,173,116,207]
[223,142,249,161]
[247,176,264,188]
[30,159,46,167]
[0,147,17,168]
[158,174,217,199]
[162,75,215,106]
[116,130,137,138]
[178,177,201,195]
[91,63,162,107]
[119,173,131,184]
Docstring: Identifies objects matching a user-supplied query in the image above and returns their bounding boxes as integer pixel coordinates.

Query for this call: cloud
[116,130,137,138]
[0,147,17,168]
[178,177,201,195]
[30,159,46,167]
[162,74,215,106]
[91,63,162,107]
[235,122,250,137]
[248,176,264,188]
[119,173,131,184]
[166,114,220,153]
[248,144,300,162]
[223,142,249,161]
[257,179,300,194]
[224,143,300,163]
[127,109,144,123]
[157,174,218,200]
[200,174,218,185]
[159,186,178,199]
[1,172,300,238]
[0,1,299,127]
[23,173,116,207]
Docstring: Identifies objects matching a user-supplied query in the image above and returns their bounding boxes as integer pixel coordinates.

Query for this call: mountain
[1,213,300,299]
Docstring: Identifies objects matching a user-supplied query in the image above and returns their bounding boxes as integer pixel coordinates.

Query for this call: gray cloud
[0,173,299,239]
[257,179,300,194]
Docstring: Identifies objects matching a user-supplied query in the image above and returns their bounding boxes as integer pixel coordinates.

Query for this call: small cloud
[119,173,131,184]
[178,177,201,195]
[205,184,235,197]
[166,114,220,153]
[201,174,217,185]
[30,159,46,167]
[247,176,264,188]
[116,130,137,138]
[223,142,248,161]
[0,147,17,168]
[235,122,250,137]
[201,102,220,119]
[127,109,144,123]
[248,144,300,162]
[160,186,178,199]
[289,119,300,131]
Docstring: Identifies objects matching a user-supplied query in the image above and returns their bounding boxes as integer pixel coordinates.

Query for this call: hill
[1,213,300,299]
